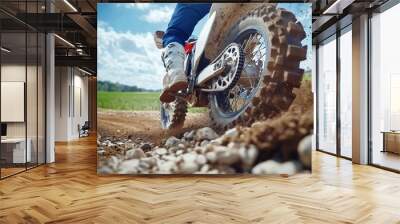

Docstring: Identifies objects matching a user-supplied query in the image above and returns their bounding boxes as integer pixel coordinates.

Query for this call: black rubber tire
[208,5,307,130]
[160,98,187,130]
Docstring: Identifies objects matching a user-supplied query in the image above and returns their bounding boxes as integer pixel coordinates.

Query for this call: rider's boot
[160,42,188,103]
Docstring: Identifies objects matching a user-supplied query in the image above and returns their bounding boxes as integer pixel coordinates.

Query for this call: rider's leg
[163,3,211,47]
[160,3,211,103]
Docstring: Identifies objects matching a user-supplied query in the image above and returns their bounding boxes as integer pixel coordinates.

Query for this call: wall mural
[97,3,313,175]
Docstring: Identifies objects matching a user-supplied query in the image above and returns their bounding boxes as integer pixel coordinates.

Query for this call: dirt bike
[153,3,307,130]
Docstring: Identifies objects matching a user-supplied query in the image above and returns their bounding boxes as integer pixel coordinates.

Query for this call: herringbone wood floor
[0,136,399,224]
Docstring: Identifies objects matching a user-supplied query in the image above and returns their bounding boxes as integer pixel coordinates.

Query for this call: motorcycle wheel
[208,5,307,129]
[160,97,187,129]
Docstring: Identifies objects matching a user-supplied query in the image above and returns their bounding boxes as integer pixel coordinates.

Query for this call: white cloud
[116,3,151,10]
[114,4,174,24]
[98,22,164,90]
[142,6,174,23]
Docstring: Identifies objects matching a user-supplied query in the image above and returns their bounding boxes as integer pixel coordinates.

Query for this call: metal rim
[212,25,270,119]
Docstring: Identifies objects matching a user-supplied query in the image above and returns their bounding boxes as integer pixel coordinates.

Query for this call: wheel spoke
[215,30,267,117]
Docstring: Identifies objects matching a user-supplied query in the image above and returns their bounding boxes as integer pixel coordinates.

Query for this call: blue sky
[98,3,312,90]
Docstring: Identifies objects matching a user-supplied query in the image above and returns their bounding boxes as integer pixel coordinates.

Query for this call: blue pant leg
[163,3,212,47]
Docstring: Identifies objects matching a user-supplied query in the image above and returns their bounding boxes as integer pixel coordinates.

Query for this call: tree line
[97,80,159,92]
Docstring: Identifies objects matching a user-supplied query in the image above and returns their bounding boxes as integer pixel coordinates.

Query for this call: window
[339,28,352,158]
[317,36,337,154]
[0,1,46,179]
[370,3,400,171]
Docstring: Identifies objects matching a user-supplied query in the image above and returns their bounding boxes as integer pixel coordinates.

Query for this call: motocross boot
[160,42,188,103]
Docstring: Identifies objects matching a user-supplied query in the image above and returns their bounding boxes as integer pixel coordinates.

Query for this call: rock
[196,154,207,165]
[195,127,219,141]
[179,161,199,174]
[158,161,178,174]
[97,166,113,174]
[155,148,168,155]
[214,146,240,165]
[141,157,157,167]
[108,156,121,171]
[215,165,235,174]
[179,153,199,173]
[239,144,258,168]
[176,150,184,156]
[124,143,136,150]
[251,122,263,129]
[200,164,210,173]
[206,151,217,163]
[223,128,239,138]
[277,161,302,175]
[178,143,185,149]
[252,160,301,175]
[227,142,240,149]
[298,135,312,168]
[210,136,224,145]
[168,147,178,154]
[175,155,183,163]
[183,130,195,140]
[138,160,152,173]
[163,155,179,162]
[140,143,152,151]
[251,160,280,175]
[207,169,219,174]
[125,148,145,160]
[165,136,180,148]
[194,147,203,154]
[205,144,215,152]
[200,140,210,147]
[182,153,197,162]
[118,159,140,174]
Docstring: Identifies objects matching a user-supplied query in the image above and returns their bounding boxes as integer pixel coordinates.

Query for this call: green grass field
[98,73,312,112]
[98,91,206,113]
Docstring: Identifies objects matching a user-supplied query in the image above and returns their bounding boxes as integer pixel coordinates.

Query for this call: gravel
[98,125,312,175]
[195,127,219,141]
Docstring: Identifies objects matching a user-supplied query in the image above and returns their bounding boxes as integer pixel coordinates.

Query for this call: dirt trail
[98,80,312,145]
[97,81,313,174]
[98,110,211,145]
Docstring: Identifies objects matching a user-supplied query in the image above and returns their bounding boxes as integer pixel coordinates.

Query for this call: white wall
[55,66,69,141]
[54,67,89,141]
[1,65,26,139]
[1,65,39,137]
[72,73,89,138]
[1,63,46,164]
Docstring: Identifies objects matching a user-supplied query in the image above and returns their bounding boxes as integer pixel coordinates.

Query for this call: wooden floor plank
[0,135,399,223]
